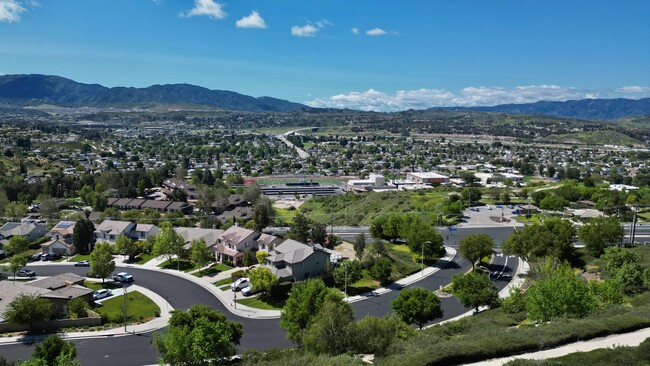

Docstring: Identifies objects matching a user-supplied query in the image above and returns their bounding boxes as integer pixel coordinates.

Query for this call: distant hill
[448,98,650,120]
[0,74,307,112]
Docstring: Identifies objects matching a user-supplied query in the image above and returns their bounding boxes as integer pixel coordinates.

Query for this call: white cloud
[615,86,650,94]
[366,27,387,36]
[0,0,27,23]
[291,23,319,37]
[351,27,359,35]
[315,19,332,28]
[305,85,635,112]
[182,0,226,20]
[236,10,266,29]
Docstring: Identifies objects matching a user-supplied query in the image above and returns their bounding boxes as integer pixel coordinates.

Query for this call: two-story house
[212,226,260,265]
[94,220,136,244]
[265,240,331,282]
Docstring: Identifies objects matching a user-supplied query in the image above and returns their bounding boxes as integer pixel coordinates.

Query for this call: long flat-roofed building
[405,172,450,185]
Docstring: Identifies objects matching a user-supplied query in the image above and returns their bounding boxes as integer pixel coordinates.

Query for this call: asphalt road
[0,226,519,365]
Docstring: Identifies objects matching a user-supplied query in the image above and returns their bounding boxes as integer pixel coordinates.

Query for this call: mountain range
[0,74,307,112]
[0,74,648,119]
[451,98,650,120]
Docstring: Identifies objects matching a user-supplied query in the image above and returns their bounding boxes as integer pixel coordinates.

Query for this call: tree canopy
[252,196,275,231]
[501,217,575,262]
[458,233,494,268]
[248,267,278,295]
[578,216,624,257]
[72,219,94,254]
[451,271,500,313]
[89,242,115,283]
[154,305,243,366]
[154,222,185,265]
[391,288,443,329]
[3,294,52,330]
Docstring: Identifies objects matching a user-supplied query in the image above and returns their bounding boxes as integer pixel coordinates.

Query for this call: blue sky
[1,0,649,111]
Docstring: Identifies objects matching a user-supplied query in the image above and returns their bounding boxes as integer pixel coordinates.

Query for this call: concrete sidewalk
[464,326,650,365]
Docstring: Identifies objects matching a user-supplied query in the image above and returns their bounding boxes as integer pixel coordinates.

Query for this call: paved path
[464,326,650,365]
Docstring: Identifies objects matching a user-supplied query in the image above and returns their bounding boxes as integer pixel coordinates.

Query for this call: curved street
[0,227,519,366]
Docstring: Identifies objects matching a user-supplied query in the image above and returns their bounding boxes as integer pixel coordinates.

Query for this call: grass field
[68,254,91,262]
[256,177,343,185]
[95,291,160,324]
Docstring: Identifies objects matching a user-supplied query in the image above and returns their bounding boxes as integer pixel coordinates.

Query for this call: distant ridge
[448,98,650,120]
[0,74,308,112]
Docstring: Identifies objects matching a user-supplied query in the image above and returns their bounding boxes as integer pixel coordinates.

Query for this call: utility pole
[344,261,348,298]
[630,210,638,245]
[123,284,127,332]
[421,241,431,277]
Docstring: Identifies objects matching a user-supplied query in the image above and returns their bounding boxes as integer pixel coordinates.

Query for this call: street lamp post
[123,284,127,332]
[344,261,348,298]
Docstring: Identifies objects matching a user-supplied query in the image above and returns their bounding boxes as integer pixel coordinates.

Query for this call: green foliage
[310,222,327,245]
[253,197,275,231]
[256,250,269,265]
[243,250,253,267]
[154,222,184,265]
[458,233,494,268]
[603,246,645,291]
[242,349,366,366]
[65,298,89,319]
[333,260,363,288]
[368,257,393,282]
[391,288,443,329]
[154,305,243,366]
[280,279,344,344]
[3,253,29,279]
[248,267,279,295]
[502,287,526,314]
[113,234,136,259]
[32,335,77,366]
[578,216,624,257]
[189,239,212,271]
[355,316,416,356]
[89,242,115,283]
[5,236,29,256]
[72,219,94,255]
[525,260,596,321]
[590,279,625,306]
[398,214,444,258]
[288,212,311,243]
[301,300,356,355]
[538,194,569,211]
[3,294,52,329]
[353,233,366,259]
[502,217,575,262]
[451,271,500,313]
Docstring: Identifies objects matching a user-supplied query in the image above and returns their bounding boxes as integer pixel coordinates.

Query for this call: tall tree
[391,288,443,329]
[3,294,52,330]
[288,212,311,243]
[153,305,243,366]
[311,222,327,245]
[89,242,115,283]
[72,219,95,254]
[3,254,29,280]
[451,271,500,313]
[252,197,275,232]
[502,217,575,262]
[280,278,344,344]
[353,233,366,259]
[32,334,77,366]
[243,182,262,204]
[458,234,494,268]
[248,267,279,296]
[190,239,212,274]
[114,234,136,261]
[5,236,29,256]
[154,222,185,266]
[301,299,356,356]
[333,260,363,288]
[578,216,625,257]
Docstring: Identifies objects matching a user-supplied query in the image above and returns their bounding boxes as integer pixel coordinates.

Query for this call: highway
[0,227,518,365]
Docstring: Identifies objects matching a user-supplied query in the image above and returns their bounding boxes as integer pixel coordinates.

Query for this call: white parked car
[93,289,113,300]
[231,277,250,292]
[241,285,255,296]
[113,272,134,283]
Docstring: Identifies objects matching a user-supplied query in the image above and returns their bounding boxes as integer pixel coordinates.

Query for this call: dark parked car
[30,253,42,262]
[16,269,36,277]
[41,253,60,261]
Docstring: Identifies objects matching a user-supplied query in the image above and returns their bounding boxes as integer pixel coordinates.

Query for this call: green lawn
[214,278,233,287]
[83,281,121,291]
[235,283,291,310]
[390,244,411,253]
[639,212,650,223]
[68,254,92,262]
[193,263,232,277]
[236,297,283,310]
[158,259,200,272]
[256,177,343,185]
[95,291,160,324]
[130,253,156,265]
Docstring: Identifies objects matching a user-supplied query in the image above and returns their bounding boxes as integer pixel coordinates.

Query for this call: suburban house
[94,220,136,244]
[163,178,198,200]
[26,273,94,317]
[256,233,283,253]
[212,226,260,265]
[107,198,193,214]
[265,240,331,282]
[174,227,224,250]
[0,222,48,243]
[47,221,76,242]
[41,237,76,256]
[132,224,159,241]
